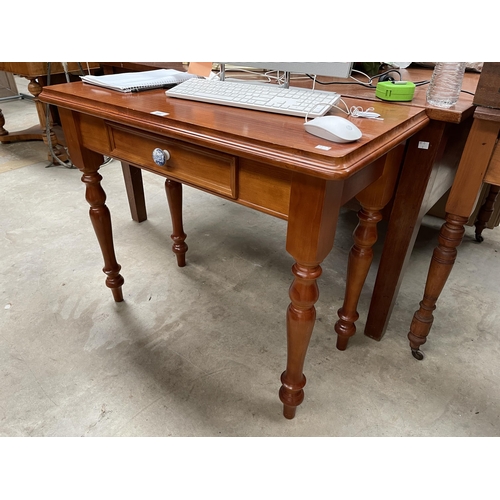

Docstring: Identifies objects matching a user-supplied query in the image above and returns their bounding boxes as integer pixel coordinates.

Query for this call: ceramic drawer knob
[152,148,171,166]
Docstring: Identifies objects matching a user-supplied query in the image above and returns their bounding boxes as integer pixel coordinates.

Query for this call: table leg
[121,162,147,222]
[364,121,453,341]
[335,151,402,350]
[280,262,321,419]
[165,178,188,267]
[58,107,124,302]
[408,117,500,358]
[280,174,343,419]
[408,214,466,359]
[474,184,500,242]
[82,166,125,302]
[335,206,382,350]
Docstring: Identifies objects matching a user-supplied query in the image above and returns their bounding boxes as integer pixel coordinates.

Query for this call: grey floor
[1,77,500,440]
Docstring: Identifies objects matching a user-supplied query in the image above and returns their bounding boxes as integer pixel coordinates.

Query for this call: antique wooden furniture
[0,70,18,98]
[0,62,99,162]
[474,183,500,242]
[39,81,428,418]
[317,66,479,349]
[471,63,500,242]
[94,65,480,352]
[408,107,500,358]
[408,63,500,359]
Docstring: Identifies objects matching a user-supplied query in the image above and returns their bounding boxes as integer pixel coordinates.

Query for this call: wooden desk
[322,67,479,347]
[39,81,428,418]
[408,107,500,358]
[91,65,481,351]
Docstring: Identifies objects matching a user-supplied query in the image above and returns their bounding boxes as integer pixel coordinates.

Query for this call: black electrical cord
[306,69,403,88]
[306,69,432,89]
[306,68,476,99]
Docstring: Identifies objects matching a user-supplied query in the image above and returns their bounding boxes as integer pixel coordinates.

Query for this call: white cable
[332,98,350,115]
[219,66,282,83]
[349,69,374,87]
[349,105,383,120]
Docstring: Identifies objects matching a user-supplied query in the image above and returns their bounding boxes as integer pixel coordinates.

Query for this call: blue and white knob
[152,148,171,166]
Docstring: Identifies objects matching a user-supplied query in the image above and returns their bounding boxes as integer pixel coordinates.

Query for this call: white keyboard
[165,78,341,118]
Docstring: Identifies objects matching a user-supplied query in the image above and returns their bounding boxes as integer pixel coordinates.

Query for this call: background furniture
[471,63,500,242]
[308,66,479,348]
[0,62,99,163]
[474,183,500,241]
[100,62,187,74]
[40,80,428,418]
[0,70,19,98]
[408,63,500,359]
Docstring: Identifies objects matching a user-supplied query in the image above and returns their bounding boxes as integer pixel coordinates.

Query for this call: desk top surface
[101,63,479,123]
[41,81,430,181]
[284,66,480,124]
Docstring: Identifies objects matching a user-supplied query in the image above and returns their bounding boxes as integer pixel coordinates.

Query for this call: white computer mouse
[304,115,362,143]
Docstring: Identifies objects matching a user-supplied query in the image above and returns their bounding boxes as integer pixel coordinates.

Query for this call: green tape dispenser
[375,81,416,102]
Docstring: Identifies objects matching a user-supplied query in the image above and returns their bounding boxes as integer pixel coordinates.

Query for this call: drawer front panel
[109,124,237,199]
[238,159,291,219]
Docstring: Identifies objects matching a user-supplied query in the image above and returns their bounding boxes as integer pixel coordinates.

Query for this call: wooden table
[90,65,481,352]
[39,81,428,418]
[316,67,480,349]
[408,106,500,358]
[0,62,99,162]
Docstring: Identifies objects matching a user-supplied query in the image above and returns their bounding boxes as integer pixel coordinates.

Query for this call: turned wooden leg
[335,206,382,350]
[336,150,402,350]
[408,116,500,358]
[475,184,500,242]
[81,168,125,302]
[364,122,453,342]
[57,106,124,302]
[280,262,322,419]
[165,178,188,267]
[408,213,467,359]
[280,173,344,419]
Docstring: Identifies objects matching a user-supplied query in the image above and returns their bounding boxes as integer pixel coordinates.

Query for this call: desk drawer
[109,124,237,199]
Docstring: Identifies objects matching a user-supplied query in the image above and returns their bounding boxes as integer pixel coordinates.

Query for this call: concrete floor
[1,77,500,440]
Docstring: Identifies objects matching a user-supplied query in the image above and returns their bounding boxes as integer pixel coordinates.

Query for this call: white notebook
[81,69,197,93]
